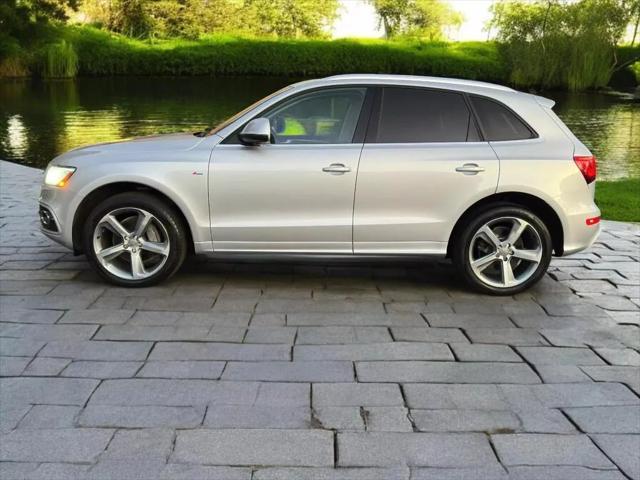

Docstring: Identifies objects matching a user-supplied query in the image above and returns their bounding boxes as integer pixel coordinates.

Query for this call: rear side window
[470,96,535,141]
[372,87,475,143]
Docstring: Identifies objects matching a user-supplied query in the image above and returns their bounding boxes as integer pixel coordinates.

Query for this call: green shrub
[633,62,640,83]
[490,0,631,91]
[5,24,632,88]
[58,26,507,81]
[0,35,29,76]
[41,40,78,78]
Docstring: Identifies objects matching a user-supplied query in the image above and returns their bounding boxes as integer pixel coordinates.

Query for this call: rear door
[353,86,499,254]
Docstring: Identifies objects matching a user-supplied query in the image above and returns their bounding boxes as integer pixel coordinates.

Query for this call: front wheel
[453,205,552,295]
[83,192,188,287]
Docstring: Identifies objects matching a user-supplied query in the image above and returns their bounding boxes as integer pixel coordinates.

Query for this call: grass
[42,40,78,78]
[3,25,508,81]
[0,25,636,88]
[596,178,640,222]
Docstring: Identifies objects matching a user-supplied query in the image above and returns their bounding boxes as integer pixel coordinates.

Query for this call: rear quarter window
[470,96,536,141]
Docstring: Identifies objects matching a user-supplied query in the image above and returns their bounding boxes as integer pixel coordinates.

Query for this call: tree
[368,0,462,39]
[81,0,241,38]
[1,0,79,40]
[242,0,339,38]
[80,0,339,39]
[630,0,639,45]
[488,0,633,89]
[107,0,151,37]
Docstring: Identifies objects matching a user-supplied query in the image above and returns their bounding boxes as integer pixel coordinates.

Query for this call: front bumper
[39,185,75,250]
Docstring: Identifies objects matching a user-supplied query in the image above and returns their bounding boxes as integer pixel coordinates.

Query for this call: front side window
[470,96,535,141]
[372,87,475,143]
[264,87,367,144]
[208,86,292,136]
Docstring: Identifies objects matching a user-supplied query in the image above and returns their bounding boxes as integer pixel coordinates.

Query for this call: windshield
[203,86,294,137]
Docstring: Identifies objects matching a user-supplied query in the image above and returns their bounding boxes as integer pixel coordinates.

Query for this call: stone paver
[204,405,310,429]
[0,160,638,476]
[564,406,640,433]
[492,433,615,469]
[173,429,334,466]
[591,434,640,480]
[78,405,205,428]
[337,432,497,467]
[0,428,113,463]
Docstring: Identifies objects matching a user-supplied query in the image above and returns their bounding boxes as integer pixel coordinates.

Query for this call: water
[1,77,638,179]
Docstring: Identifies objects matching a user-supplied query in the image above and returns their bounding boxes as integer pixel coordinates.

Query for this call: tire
[83,192,188,287]
[453,204,552,295]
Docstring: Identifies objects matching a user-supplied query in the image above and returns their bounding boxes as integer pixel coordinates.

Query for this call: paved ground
[0,159,639,480]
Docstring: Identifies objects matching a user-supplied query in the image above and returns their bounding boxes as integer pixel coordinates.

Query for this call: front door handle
[322,163,351,174]
[455,163,485,175]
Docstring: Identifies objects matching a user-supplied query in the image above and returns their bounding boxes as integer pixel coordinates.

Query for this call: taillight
[574,155,597,184]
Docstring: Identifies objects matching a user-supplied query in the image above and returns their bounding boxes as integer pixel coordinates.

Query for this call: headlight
[44,166,76,187]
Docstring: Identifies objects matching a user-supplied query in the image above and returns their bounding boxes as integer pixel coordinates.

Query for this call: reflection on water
[547,91,639,179]
[0,77,291,169]
[0,77,638,179]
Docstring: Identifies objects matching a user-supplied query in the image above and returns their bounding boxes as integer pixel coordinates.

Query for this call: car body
[39,74,601,293]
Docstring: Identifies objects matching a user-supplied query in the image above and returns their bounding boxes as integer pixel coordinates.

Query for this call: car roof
[292,74,516,95]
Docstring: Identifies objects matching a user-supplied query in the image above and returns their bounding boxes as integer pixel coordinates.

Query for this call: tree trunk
[383,16,392,38]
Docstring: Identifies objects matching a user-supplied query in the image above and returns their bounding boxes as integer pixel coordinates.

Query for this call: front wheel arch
[72,182,194,255]
[446,192,564,258]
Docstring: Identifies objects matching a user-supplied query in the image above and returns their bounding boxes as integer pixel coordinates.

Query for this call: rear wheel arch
[446,192,564,257]
[72,182,194,255]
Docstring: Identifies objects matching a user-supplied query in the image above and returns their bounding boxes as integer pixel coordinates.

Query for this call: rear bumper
[561,205,601,256]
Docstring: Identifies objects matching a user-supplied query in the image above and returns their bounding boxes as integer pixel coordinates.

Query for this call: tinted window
[373,87,473,143]
[264,87,366,144]
[471,96,535,141]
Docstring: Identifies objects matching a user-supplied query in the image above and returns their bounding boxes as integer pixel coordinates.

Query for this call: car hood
[54,132,206,163]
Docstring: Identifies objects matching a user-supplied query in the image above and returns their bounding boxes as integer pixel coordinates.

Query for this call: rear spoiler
[533,95,556,109]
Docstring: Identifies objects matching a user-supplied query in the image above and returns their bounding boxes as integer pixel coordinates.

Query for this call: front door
[210,87,369,253]
[354,86,500,254]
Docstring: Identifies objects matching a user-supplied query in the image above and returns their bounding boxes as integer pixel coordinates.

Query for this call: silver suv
[39,74,600,294]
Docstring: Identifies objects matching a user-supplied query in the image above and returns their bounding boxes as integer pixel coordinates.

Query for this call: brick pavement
[0,160,638,479]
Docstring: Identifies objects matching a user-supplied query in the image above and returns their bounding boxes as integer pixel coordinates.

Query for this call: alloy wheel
[92,207,170,281]
[468,216,543,289]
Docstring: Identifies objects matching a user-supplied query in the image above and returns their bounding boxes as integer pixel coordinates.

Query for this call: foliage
[596,178,640,222]
[368,0,463,39]
[632,60,640,81]
[41,39,78,77]
[0,34,24,78]
[82,0,239,39]
[80,0,339,39]
[630,0,639,45]
[489,0,633,90]
[242,0,339,38]
[0,0,78,49]
[54,25,505,79]
[145,0,237,39]
[104,0,151,38]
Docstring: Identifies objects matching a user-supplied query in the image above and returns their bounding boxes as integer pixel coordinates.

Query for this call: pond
[1,76,638,179]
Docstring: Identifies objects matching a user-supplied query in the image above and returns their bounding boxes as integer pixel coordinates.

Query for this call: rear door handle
[455,163,485,175]
[322,163,351,174]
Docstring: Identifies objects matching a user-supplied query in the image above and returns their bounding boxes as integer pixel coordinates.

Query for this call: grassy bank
[597,179,640,222]
[1,25,507,81]
[1,25,637,88]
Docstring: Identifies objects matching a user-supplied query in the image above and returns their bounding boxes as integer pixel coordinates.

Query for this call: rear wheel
[83,192,187,287]
[453,205,552,295]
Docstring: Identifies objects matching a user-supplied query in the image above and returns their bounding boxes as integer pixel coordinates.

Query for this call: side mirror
[239,118,271,146]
